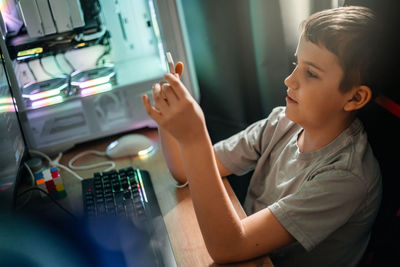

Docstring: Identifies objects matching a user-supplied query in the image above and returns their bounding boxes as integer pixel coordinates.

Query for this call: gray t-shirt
[214,107,382,267]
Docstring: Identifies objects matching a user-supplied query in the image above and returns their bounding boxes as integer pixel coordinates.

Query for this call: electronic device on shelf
[0,0,200,155]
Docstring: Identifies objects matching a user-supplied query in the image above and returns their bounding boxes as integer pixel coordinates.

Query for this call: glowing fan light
[31,96,63,109]
[0,104,15,113]
[0,97,16,112]
[80,83,112,97]
[0,1,6,12]
[16,54,40,61]
[0,96,13,104]
[22,83,67,101]
[72,72,115,89]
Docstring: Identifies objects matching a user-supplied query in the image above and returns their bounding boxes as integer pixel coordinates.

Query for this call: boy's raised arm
[153,62,231,184]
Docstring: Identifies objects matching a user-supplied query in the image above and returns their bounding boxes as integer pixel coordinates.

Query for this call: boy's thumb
[175,61,184,78]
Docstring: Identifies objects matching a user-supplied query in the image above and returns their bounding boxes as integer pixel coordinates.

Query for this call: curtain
[181,0,332,142]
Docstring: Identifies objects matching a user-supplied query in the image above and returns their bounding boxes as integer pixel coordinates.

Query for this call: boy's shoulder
[268,106,297,126]
[268,106,286,121]
[262,106,298,136]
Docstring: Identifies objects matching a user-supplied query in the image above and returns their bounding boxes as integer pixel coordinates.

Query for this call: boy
[142,6,382,266]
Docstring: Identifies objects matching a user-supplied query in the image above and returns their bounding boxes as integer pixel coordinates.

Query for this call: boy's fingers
[153,83,169,109]
[175,61,184,78]
[156,82,170,101]
[164,73,189,98]
[142,94,156,114]
[163,84,179,103]
[153,82,162,95]
[141,94,163,122]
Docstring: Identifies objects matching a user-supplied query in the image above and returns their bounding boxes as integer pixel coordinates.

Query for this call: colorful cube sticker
[35,166,66,199]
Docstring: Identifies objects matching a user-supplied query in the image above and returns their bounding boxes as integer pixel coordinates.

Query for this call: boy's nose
[284,71,298,90]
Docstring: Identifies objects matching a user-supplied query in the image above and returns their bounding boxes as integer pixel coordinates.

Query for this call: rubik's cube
[34,167,67,199]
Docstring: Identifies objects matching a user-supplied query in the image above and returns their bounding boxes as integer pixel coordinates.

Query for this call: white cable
[74,26,106,42]
[175,181,189,188]
[82,26,106,41]
[29,150,84,181]
[24,162,35,186]
[74,33,83,42]
[68,150,116,172]
[56,164,84,181]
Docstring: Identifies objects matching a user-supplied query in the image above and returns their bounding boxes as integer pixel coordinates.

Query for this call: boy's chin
[285,106,297,123]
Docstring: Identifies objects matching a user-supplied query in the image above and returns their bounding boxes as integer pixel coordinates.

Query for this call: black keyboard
[81,167,177,267]
[82,167,147,220]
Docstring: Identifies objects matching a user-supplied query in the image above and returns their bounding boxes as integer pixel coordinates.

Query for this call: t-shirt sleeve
[214,107,286,175]
[268,169,366,251]
[213,119,266,175]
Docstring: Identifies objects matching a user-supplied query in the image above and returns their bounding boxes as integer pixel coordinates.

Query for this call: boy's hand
[141,62,206,144]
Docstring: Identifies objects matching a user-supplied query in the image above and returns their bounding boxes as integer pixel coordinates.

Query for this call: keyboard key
[130,177,137,185]
[113,184,121,192]
[104,170,117,176]
[114,191,124,203]
[121,181,129,190]
[95,183,102,190]
[124,190,131,200]
[105,196,114,203]
[103,175,110,183]
[94,176,102,184]
[106,202,115,211]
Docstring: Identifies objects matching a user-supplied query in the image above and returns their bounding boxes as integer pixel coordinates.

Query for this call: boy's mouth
[286,94,298,104]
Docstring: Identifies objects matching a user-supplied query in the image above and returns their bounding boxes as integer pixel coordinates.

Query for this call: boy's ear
[344,85,372,111]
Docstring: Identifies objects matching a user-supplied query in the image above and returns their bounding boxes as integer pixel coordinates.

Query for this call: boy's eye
[306,69,318,78]
[292,59,318,78]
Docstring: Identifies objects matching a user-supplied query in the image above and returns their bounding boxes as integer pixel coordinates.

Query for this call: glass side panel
[0,48,25,202]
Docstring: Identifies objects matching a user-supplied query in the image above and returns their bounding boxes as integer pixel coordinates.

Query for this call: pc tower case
[0,0,199,155]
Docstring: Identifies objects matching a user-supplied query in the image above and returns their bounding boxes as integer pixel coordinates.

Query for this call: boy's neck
[297,114,356,153]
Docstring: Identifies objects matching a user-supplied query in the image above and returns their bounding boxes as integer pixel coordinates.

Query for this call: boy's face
[284,35,350,130]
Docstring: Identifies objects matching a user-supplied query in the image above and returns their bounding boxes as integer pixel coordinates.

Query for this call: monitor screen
[0,45,26,210]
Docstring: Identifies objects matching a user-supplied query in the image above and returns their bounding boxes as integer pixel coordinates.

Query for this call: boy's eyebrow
[294,53,325,72]
[304,61,325,72]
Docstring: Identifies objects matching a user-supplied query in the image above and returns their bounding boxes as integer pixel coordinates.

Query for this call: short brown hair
[302,6,377,95]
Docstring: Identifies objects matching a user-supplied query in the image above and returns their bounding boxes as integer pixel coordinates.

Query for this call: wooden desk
[58,128,273,267]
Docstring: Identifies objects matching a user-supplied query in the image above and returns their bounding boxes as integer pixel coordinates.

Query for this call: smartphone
[166,52,175,74]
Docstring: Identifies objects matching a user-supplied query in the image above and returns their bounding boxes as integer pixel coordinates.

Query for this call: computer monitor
[0,44,27,212]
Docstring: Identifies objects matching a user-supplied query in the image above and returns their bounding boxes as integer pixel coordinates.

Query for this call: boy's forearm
[158,127,187,183]
[179,128,244,259]
[159,127,231,184]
